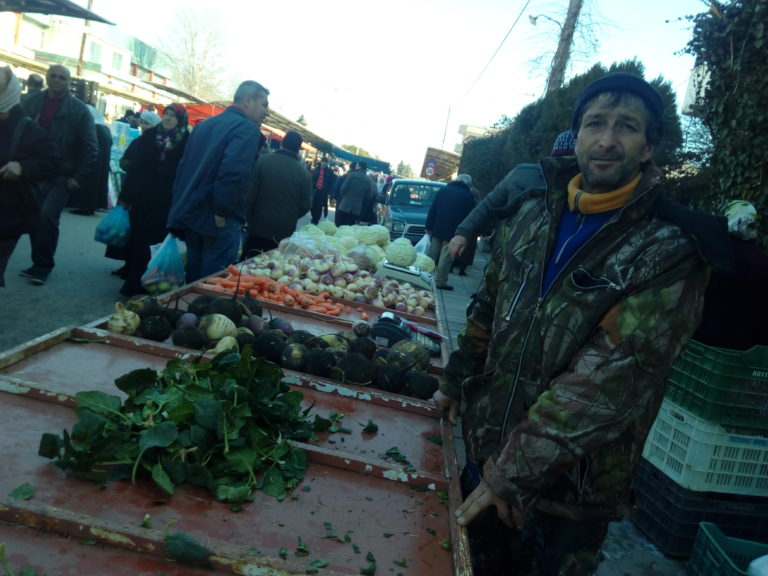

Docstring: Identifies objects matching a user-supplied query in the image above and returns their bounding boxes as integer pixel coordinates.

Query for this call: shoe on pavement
[19,267,38,278]
[437,285,454,291]
[20,267,48,285]
[458,269,467,276]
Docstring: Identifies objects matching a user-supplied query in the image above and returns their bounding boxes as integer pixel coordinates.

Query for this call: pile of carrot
[200,265,369,318]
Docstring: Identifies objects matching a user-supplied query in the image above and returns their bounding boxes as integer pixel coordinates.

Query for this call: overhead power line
[459,0,535,102]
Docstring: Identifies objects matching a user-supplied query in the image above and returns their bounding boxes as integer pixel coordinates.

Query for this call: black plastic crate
[632,458,768,557]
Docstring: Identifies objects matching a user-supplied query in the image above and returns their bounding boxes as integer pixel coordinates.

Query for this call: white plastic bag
[414,233,429,254]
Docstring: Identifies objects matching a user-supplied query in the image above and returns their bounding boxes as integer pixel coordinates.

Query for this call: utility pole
[76,0,94,77]
[545,0,584,94]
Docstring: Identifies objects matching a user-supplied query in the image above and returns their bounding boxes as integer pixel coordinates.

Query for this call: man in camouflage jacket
[434,73,711,575]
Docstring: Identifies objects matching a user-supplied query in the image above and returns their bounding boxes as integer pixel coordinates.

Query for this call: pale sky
[89,0,708,171]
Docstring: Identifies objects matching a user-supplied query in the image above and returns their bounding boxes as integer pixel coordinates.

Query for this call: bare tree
[158,9,229,102]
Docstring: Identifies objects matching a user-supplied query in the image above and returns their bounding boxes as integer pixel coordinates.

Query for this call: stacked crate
[633,340,768,558]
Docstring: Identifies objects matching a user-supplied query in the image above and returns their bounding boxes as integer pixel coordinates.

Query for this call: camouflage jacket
[442,156,710,521]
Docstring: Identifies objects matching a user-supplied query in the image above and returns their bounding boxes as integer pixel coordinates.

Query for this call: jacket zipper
[504,263,534,321]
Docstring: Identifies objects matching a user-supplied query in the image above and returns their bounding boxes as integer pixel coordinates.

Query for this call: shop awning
[331,146,391,174]
[0,0,113,23]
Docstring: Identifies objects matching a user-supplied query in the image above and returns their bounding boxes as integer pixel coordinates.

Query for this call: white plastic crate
[643,398,768,497]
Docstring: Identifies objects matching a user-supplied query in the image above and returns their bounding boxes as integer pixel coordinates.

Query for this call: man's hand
[0,161,22,181]
[67,177,80,191]
[455,478,523,529]
[432,389,460,424]
[447,235,467,258]
[214,214,226,227]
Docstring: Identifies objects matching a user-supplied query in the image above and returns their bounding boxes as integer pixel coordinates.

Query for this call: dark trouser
[27,177,69,275]
[241,235,278,261]
[310,190,327,224]
[0,236,21,287]
[461,463,608,576]
[334,209,357,227]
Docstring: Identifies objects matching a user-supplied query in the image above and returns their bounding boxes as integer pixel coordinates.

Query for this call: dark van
[378,179,446,244]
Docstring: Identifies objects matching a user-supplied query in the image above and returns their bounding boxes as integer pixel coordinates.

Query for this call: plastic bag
[94,205,130,247]
[141,233,186,294]
[150,236,187,267]
[414,233,430,254]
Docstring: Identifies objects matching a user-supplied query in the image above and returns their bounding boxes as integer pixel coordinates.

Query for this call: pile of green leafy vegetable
[39,348,317,505]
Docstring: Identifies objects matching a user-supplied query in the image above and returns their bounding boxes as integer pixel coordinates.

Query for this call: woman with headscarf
[117,103,189,296]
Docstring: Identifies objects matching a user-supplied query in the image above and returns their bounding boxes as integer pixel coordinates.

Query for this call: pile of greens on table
[39,348,323,506]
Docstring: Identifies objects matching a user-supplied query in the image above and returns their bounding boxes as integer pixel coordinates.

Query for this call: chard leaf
[194,398,221,431]
[9,482,35,500]
[260,467,287,500]
[280,446,307,480]
[151,462,174,495]
[139,421,178,452]
[114,367,158,397]
[75,391,123,419]
[362,420,379,434]
[70,410,108,445]
[312,415,332,431]
[216,484,251,503]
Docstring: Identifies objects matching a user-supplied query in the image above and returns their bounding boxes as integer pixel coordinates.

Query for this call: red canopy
[182,103,316,152]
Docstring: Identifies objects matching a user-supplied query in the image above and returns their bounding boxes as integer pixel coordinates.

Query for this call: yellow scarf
[567,173,642,214]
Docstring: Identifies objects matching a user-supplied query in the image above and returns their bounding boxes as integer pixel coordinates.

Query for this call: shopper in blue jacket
[167,80,269,282]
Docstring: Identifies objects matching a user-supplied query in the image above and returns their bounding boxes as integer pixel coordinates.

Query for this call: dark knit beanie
[282,131,303,152]
[571,73,664,136]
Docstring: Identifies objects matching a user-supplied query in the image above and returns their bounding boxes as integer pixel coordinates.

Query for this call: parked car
[378,179,446,244]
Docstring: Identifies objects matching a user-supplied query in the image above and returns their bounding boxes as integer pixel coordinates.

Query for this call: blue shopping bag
[140,234,186,294]
[94,205,130,247]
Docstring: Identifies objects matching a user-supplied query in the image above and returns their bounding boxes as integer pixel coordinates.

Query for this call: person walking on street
[166,80,269,282]
[433,73,716,575]
[118,103,189,297]
[244,131,312,256]
[310,158,335,224]
[335,161,376,226]
[0,67,60,287]
[425,173,476,290]
[19,64,98,285]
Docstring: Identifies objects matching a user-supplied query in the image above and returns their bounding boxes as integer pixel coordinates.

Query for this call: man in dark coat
[425,174,476,290]
[336,161,376,226]
[19,64,98,285]
[167,80,269,282]
[244,131,312,256]
[0,67,60,287]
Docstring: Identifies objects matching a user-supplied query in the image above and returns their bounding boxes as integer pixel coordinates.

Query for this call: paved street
[1,209,124,352]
